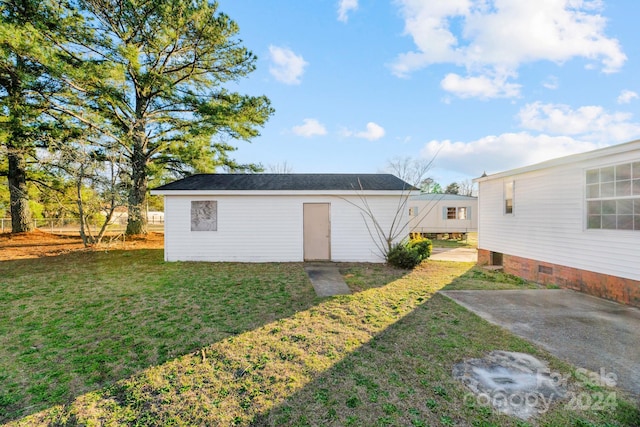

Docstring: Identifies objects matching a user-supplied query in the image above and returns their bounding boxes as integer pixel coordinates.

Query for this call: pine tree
[0,0,83,232]
[71,0,274,235]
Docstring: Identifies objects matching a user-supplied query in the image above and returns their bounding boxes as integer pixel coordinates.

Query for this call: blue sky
[217,0,640,187]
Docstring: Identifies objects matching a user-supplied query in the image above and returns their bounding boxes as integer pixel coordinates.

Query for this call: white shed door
[303,203,330,261]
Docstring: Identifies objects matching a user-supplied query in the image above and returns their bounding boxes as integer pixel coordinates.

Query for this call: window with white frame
[445,206,468,220]
[504,181,514,214]
[586,162,640,230]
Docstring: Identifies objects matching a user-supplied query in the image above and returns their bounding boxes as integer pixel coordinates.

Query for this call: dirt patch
[0,230,164,261]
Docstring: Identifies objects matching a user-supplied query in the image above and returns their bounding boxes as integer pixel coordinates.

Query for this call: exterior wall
[477,145,640,306]
[163,194,407,262]
[408,198,477,234]
[478,249,640,307]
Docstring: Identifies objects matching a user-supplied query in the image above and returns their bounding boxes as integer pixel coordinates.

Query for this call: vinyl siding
[163,194,407,262]
[478,149,640,281]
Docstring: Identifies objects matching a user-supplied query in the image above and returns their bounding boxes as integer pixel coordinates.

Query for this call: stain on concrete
[453,351,567,420]
[441,289,640,398]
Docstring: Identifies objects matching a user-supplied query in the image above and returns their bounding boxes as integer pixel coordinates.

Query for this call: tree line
[0,0,273,238]
[385,157,475,196]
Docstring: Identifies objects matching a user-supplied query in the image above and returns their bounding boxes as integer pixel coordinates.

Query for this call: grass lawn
[431,232,478,249]
[1,251,638,426]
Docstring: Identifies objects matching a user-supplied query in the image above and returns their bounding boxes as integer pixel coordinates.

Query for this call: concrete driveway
[440,289,640,398]
[430,247,477,262]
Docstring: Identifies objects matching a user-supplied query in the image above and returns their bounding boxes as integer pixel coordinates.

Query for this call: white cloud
[421,133,600,177]
[617,90,639,104]
[343,122,386,141]
[268,46,308,85]
[292,119,327,137]
[542,75,559,90]
[441,72,521,99]
[518,102,640,142]
[392,0,626,98]
[337,0,358,23]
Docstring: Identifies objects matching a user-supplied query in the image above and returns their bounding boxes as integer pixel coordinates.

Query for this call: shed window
[504,181,514,214]
[191,200,217,231]
[586,162,640,230]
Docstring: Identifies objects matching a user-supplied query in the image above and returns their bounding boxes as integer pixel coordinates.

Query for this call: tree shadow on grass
[0,249,322,423]
[254,293,640,427]
[10,262,637,426]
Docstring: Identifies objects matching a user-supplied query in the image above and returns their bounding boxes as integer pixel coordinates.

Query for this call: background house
[151,173,414,263]
[474,139,640,307]
[408,193,477,239]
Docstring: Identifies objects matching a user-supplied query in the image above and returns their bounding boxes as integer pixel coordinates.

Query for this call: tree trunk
[7,148,33,233]
[126,144,148,235]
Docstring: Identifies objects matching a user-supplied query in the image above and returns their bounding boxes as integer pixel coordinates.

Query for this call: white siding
[163,194,408,262]
[478,148,640,281]
[408,199,477,234]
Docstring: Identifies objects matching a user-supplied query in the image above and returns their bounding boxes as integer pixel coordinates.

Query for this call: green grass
[1,252,638,426]
[443,265,541,290]
[431,232,478,249]
[0,250,317,423]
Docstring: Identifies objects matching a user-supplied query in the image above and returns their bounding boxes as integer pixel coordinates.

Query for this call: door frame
[303,203,331,261]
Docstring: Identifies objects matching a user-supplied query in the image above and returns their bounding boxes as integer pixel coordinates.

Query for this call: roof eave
[150,189,417,196]
[473,139,640,183]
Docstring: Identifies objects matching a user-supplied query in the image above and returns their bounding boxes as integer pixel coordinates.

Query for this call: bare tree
[384,156,435,188]
[45,138,126,246]
[266,161,293,174]
[458,179,475,196]
[340,179,415,258]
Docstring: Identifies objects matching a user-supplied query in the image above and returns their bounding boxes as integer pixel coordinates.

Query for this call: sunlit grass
[2,253,638,426]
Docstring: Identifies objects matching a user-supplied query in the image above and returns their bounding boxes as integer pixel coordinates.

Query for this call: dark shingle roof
[153,174,415,192]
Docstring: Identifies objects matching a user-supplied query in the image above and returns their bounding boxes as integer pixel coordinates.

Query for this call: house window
[457,207,468,220]
[445,207,468,220]
[586,162,640,230]
[191,200,217,231]
[504,181,514,214]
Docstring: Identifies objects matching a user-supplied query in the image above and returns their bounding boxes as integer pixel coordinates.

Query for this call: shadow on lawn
[9,262,637,426]
[253,291,640,427]
[0,249,323,423]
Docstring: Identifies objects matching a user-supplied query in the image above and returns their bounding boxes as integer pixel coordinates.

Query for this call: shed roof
[153,173,415,192]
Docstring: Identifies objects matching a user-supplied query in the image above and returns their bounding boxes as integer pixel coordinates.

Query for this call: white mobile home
[151,174,414,263]
[474,140,640,307]
[408,194,477,238]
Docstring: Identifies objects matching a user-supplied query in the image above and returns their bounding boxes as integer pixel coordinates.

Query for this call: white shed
[151,173,415,263]
[474,139,640,307]
[408,194,477,238]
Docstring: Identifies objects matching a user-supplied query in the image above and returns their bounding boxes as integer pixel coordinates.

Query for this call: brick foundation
[477,249,640,308]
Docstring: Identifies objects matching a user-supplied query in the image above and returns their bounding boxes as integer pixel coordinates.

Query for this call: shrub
[407,236,432,260]
[386,237,432,269]
[386,243,421,269]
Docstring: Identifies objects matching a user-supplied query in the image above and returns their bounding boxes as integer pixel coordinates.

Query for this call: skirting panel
[477,248,640,307]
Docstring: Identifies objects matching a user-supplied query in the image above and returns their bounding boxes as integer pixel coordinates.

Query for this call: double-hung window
[445,207,468,220]
[504,181,514,214]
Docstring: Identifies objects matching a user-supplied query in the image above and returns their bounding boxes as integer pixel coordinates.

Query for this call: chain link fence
[0,217,164,235]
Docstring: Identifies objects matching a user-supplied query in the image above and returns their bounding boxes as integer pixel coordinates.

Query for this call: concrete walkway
[440,289,640,398]
[304,264,351,297]
[430,247,477,262]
